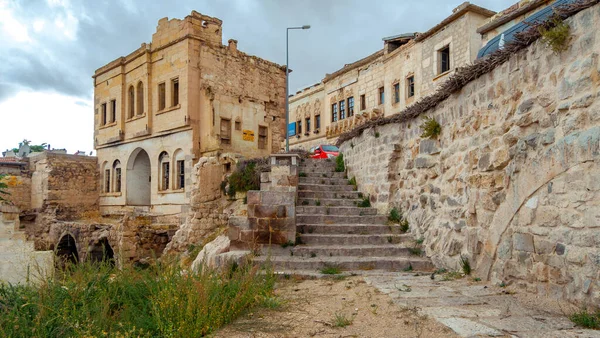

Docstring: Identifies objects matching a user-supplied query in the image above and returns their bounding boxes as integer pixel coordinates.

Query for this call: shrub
[357,196,371,208]
[399,219,409,233]
[539,15,570,53]
[335,154,345,172]
[375,132,380,138]
[419,116,441,139]
[388,207,401,223]
[460,255,471,275]
[570,309,600,329]
[348,177,357,187]
[315,199,321,206]
[227,158,269,197]
[0,259,275,337]
[299,172,307,177]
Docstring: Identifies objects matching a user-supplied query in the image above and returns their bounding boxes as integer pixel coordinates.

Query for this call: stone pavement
[363,272,600,338]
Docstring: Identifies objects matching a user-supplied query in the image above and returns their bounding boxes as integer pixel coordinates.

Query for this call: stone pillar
[229,154,299,247]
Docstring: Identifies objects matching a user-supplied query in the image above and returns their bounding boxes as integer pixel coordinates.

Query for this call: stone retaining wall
[339,5,600,306]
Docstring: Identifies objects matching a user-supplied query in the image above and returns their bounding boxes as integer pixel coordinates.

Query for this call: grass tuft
[333,312,353,327]
[420,116,441,139]
[0,259,276,337]
[358,196,371,208]
[335,154,345,172]
[320,265,342,275]
[460,255,471,275]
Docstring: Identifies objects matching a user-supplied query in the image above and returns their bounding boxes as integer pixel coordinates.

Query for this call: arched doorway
[127,148,151,205]
[56,234,79,268]
[88,238,115,266]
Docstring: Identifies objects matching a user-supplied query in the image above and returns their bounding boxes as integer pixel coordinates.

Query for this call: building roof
[323,50,384,83]
[0,157,26,166]
[382,32,417,42]
[477,0,551,34]
[415,2,496,42]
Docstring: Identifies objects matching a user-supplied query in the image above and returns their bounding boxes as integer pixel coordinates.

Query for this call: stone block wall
[0,162,31,212]
[30,153,98,214]
[339,5,600,306]
[229,154,299,247]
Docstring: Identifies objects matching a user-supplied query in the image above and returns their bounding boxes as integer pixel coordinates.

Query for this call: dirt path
[212,275,455,338]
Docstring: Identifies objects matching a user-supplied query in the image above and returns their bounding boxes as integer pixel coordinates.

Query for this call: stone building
[93,11,286,215]
[288,2,496,150]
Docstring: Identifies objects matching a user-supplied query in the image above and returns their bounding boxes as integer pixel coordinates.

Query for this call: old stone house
[93,11,286,215]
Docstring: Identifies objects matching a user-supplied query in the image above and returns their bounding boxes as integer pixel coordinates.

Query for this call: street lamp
[285,25,310,153]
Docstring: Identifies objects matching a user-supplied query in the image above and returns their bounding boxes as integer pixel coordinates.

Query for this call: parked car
[310,145,339,159]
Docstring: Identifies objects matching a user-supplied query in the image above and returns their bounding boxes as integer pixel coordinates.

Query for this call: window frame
[158,82,166,111]
[110,99,116,123]
[406,75,415,98]
[331,103,338,122]
[339,100,345,120]
[220,118,232,145]
[378,87,385,105]
[176,160,185,189]
[347,97,354,117]
[171,77,179,107]
[128,86,135,119]
[439,45,450,74]
[305,117,311,133]
[101,103,107,126]
[136,81,144,115]
[104,169,111,193]
[315,115,321,129]
[393,83,400,104]
[258,125,268,149]
[360,94,366,111]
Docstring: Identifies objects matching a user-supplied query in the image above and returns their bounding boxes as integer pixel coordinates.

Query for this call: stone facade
[339,5,600,306]
[0,159,31,212]
[93,10,286,216]
[288,2,495,150]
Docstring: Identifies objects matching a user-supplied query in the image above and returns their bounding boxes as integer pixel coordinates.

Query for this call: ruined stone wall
[30,153,98,214]
[339,6,600,306]
[164,156,232,253]
[0,162,31,212]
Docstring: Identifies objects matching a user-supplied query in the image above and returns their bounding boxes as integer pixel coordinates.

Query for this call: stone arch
[126,148,151,205]
[476,127,600,279]
[88,237,115,266]
[112,159,122,193]
[56,233,79,268]
[158,151,170,191]
[136,81,144,115]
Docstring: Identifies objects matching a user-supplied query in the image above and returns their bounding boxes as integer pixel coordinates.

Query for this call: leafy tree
[11,139,48,153]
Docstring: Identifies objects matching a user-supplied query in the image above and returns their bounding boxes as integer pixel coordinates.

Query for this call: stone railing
[326,108,383,138]
[229,154,299,247]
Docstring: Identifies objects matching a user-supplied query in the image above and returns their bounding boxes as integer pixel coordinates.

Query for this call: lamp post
[285,25,310,153]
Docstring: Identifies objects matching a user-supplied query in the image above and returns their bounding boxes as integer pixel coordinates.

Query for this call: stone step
[253,255,434,272]
[298,190,363,200]
[302,172,346,179]
[297,223,396,235]
[292,244,413,257]
[297,214,387,225]
[299,184,356,192]
[299,177,350,185]
[298,162,337,169]
[297,198,362,207]
[296,206,377,216]
[297,234,411,245]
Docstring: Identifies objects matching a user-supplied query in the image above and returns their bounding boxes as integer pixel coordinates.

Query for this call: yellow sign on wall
[242,130,255,141]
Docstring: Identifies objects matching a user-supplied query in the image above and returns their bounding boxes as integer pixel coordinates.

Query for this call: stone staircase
[0,206,53,284]
[254,158,434,274]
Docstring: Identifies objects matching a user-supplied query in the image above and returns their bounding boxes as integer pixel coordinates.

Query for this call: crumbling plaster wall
[340,6,600,306]
[0,163,31,212]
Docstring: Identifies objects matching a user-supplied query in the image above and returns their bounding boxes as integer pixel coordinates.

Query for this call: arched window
[101,161,110,193]
[128,86,135,119]
[136,82,144,115]
[173,149,185,190]
[159,151,170,191]
[112,160,122,193]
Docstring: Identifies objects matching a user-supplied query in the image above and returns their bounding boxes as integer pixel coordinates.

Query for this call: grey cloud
[0,0,517,102]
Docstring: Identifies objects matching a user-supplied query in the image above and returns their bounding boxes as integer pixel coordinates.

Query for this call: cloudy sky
[0,0,516,155]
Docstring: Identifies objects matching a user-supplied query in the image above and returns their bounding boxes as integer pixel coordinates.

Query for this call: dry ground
[212,275,456,338]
